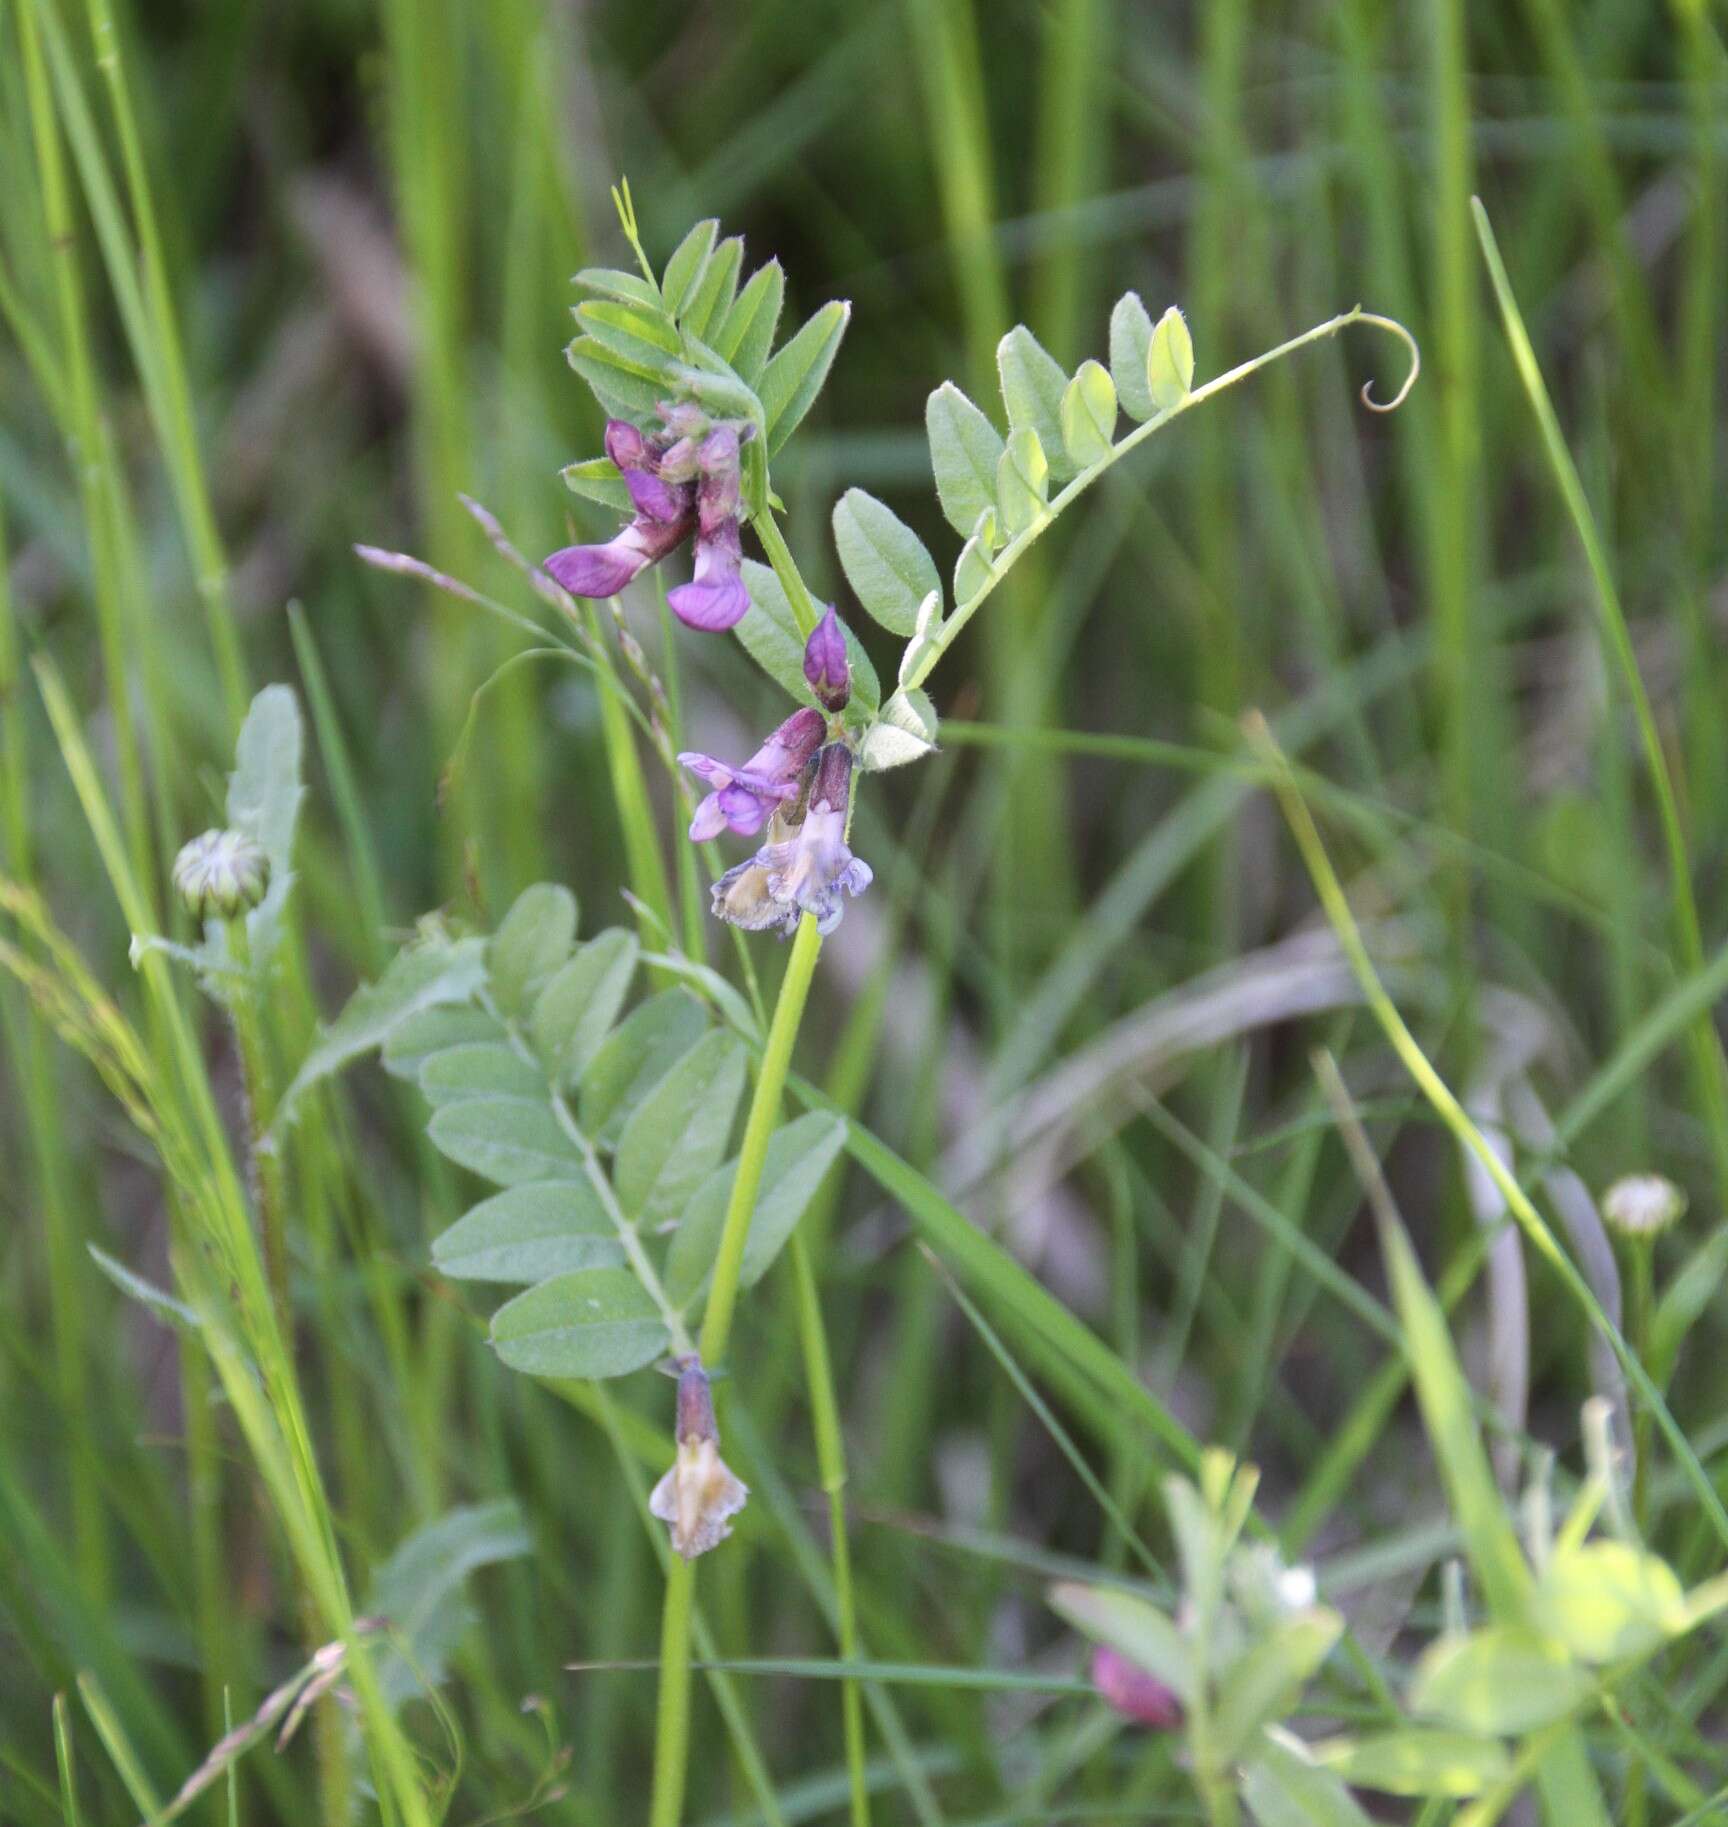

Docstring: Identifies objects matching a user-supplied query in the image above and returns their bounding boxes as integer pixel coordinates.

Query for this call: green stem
[1628,1238,1655,1529]
[648,912,825,1827]
[788,1229,870,1827]
[750,510,821,641]
[1472,199,1728,1210]
[700,913,824,1365]
[224,915,292,1341]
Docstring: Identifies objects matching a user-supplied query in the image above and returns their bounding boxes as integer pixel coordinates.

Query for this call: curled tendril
[1353,311,1421,413]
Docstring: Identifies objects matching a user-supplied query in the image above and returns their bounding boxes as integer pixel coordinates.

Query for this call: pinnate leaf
[433,1182,619,1283]
[383,1003,504,1081]
[277,935,487,1124]
[428,1096,582,1187]
[1060,359,1117,467]
[997,325,1074,479]
[1146,305,1195,410]
[1048,1582,1192,1699]
[614,1030,746,1228]
[1109,290,1156,421]
[832,488,941,636]
[490,1268,667,1379]
[716,260,785,385]
[926,381,1005,536]
[995,427,1049,538]
[761,300,850,453]
[661,218,718,319]
[419,1042,543,1106]
[489,885,577,1018]
[665,1112,847,1304]
[530,928,639,1089]
[1311,1729,1509,1799]
[579,990,710,1147]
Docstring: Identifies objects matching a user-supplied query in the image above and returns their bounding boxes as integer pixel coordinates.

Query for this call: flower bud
[1602,1174,1686,1239]
[809,739,852,814]
[1090,1647,1182,1729]
[803,606,851,711]
[173,829,271,922]
[603,418,648,471]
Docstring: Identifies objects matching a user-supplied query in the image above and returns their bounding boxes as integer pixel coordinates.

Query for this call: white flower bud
[173,829,271,921]
[1601,1174,1686,1239]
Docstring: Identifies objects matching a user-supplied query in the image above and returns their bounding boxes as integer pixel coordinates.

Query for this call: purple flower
[667,426,750,632]
[545,516,692,598]
[803,606,851,712]
[1090,1647,1183,1730]
[546,417,696,598]
[755,744,871,935]
[680,707,826,842]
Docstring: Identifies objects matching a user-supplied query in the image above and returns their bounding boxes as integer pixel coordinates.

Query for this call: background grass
[3,0,1728,1820]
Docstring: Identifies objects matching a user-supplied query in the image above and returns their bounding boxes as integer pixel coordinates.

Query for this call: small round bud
[1601,1174,1686,1239]
[173,828,271,921]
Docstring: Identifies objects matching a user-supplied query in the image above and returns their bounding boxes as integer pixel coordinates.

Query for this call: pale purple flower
[803,606,851,712]
[545,417,696,598]
[710,831,801,936]
[1090,1647,1183,1729]
[680,707,825,842]
[649,1357,748,1560]
[757,743,871,935]
[667,426,749,632]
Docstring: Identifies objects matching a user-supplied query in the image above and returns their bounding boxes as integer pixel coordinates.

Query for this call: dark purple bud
[604,419,648,471]
[668,518,748,631]
[810,739,853,814]
[672,1356,719,1444]
[803,606,851,711]
[1090,1648,1183,1730]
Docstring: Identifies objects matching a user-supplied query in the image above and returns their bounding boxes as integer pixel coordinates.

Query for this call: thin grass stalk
[17,4,155,901]
[1249,710,1728,1557]
[0,491,112,1612]
[35,660,435,1827]
[78,0,247,727]
[787,1228,870,1827]
[1424,0,1488,942]
[1471,199,1728,1211]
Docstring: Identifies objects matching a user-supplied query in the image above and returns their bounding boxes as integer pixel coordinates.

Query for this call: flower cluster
[547,393,872,936]
[681,608,872,937]
[545,407,752,632]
